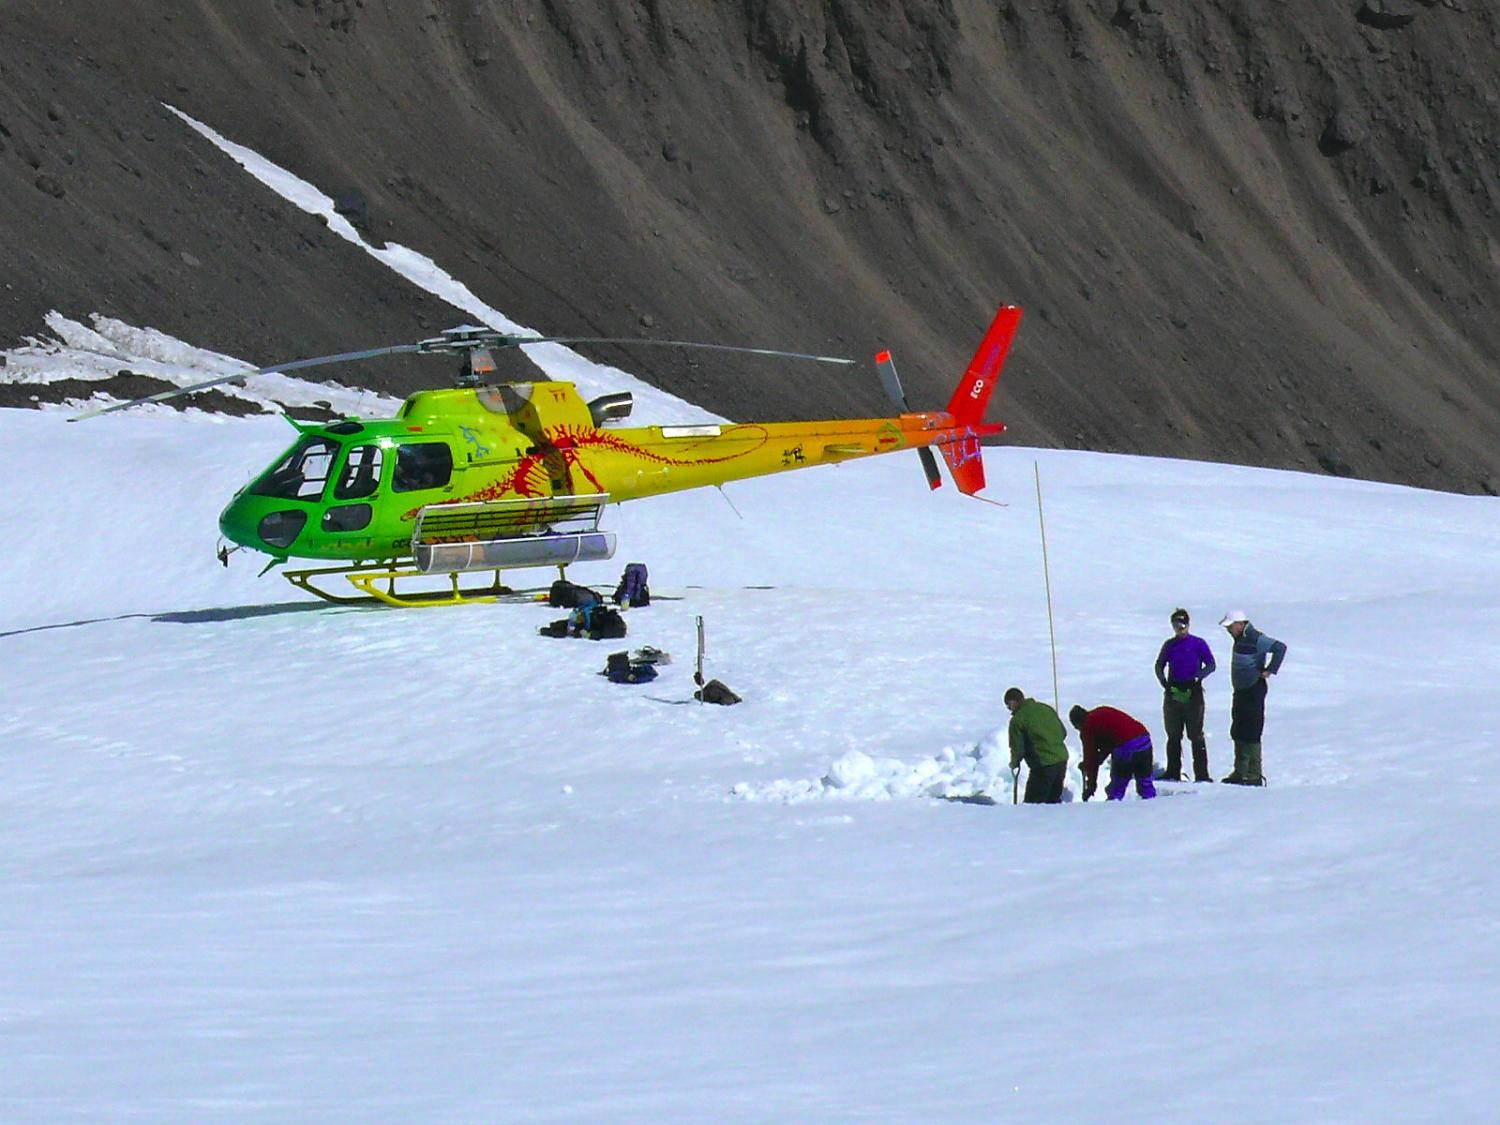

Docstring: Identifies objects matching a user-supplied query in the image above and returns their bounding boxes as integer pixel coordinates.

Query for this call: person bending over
[1069,704,1157,802]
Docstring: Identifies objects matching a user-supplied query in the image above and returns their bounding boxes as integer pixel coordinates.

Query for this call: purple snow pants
[1106,734,1157,801]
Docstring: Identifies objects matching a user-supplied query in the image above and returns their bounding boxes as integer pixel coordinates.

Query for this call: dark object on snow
[539,603,625,640]
[549,579,601,608]
[612,562,650,607]
[575,602,626,640]
[694,678,741,705]
[602,650,659,684]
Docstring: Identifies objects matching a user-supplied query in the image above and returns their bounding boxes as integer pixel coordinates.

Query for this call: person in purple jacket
[1154,608,1216,781]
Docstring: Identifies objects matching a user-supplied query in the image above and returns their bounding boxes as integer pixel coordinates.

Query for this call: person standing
[1069,704,1157,801]
[1154,608,1217,782]
[1004,687,1069,804]
[1218,610,1287,785]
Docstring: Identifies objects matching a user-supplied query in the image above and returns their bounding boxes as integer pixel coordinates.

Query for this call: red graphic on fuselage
[400,424,770,521]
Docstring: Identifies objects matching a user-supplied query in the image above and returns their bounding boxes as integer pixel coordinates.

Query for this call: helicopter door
[321,443,385,534]
[333,444,384,500]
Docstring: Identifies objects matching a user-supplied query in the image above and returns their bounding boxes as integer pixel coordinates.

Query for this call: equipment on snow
[574,602,626,640]
[613,563,651,607]
[690,615,740,704]
[539,602,627,640]
[601,651,659,684]
[693,679,741,705]
[549,579,601,608]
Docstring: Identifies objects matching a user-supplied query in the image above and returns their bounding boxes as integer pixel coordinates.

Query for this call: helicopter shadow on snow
[152,601,370,624]
[0,601,360,640]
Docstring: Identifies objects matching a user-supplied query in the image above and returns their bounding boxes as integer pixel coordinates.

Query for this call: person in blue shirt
[1219,610,1288,785]
[1154,608,1217,781]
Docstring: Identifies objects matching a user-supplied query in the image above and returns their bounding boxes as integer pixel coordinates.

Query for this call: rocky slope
[3,0,1497,492]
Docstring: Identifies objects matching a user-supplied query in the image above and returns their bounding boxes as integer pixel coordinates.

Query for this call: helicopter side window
[248,436,337,502]
[334,444,384,500]
[392,442,453,493]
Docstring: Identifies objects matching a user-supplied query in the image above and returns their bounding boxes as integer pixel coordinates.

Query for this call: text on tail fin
[945,305,1022,427]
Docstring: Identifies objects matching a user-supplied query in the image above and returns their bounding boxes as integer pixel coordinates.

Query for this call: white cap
[1219,609,1249,626]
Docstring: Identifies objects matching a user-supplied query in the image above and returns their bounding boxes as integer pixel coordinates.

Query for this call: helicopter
[74,305,1023,607]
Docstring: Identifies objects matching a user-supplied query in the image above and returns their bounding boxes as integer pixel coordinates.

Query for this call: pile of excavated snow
[731,726,1082,803]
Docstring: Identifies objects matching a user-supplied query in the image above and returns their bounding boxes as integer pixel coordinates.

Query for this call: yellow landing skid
[284,563,545,608]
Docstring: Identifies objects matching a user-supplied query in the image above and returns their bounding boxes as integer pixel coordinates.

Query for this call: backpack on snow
[573,602,627,640]
[602,650,658,684]
[693,678,741,705]
[612,563,650,608]
[549,580,601,609]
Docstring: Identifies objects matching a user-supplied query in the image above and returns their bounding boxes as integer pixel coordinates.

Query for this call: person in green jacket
[1004,687,1070,803]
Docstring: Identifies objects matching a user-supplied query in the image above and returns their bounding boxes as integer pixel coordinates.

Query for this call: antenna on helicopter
[71,323,856,421]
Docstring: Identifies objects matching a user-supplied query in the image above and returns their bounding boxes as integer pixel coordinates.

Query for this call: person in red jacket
[1068,704,1157,802]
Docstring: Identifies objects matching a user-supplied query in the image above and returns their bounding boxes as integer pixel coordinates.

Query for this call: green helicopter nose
[219,494,308,554]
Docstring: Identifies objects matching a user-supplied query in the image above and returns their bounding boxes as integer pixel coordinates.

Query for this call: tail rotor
[875,349,944,491]
[873,304,1022,497]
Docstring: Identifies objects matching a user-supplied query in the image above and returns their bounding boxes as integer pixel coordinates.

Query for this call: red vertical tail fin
[939,305,1021,495]
[945,305,1022,428]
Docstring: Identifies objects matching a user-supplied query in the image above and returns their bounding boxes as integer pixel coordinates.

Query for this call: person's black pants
[1163,684,1209,779]
[1230,679,1268,743]
[1023,760,1066,804]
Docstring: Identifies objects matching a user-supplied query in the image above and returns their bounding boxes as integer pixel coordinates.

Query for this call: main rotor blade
[520,337,856,366]
[70,343,422,421]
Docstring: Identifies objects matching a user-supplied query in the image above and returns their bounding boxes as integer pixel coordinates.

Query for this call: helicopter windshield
[249,436,338,502]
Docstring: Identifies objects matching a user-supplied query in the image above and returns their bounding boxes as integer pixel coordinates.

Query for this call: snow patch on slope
[1,311,400,417]
[165,105,718,426]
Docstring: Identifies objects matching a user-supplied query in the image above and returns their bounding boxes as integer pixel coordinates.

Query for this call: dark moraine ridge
[2,0,1497,492]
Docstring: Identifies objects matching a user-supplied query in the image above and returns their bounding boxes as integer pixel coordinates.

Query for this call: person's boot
[1244,742,1264,786]
[1192,744,1213,783]
[1158,744,1183,782]
[1222,742,1248,784]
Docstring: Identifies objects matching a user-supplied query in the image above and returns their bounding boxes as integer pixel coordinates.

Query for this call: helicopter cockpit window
[392,442,454,493]
[248,436,338,502]
[334,444,384,500]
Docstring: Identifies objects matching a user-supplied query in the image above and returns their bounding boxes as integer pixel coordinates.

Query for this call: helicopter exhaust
[587,392,633,426]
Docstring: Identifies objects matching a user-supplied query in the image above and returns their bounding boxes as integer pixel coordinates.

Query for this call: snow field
[4,405,1500,1119]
